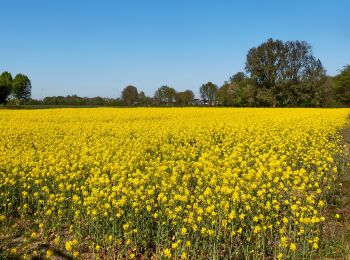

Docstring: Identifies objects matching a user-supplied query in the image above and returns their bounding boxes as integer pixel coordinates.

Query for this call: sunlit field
[0,108,349,259]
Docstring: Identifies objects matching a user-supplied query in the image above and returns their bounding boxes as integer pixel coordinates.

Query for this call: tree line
[121,37,349,108]
[120,39,348,108]
[2,38,349,107]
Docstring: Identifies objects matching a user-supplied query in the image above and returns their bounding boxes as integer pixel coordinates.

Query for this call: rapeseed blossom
[0,108,349,258]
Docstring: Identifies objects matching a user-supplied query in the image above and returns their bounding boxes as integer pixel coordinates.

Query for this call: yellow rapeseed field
[0,108,349,259]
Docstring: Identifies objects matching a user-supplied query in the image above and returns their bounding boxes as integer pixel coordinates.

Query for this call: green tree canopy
[245,38,325,107]
[12,74,31,105]
[218,73,256,107]
[0,71,13,105]
[154,85,176,104]
[334,65,350,106]
[121,85,138,105]
[175,90,194,105]
[229,72,246,84]
[200,82,218,106]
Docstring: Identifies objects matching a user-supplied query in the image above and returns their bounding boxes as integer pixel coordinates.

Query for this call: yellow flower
[253,226,261,234]
[1,108,349,259]
[54,236,60,245]
[65,241,73,252]
[46,250,53,257]
[164,248,172,258]
[123,223,130,230]
[290,243,297,251]
[0,215,5,222]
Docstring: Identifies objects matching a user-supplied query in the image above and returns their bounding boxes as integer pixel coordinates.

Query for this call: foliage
[0,72,13,105]
[12,74,31,105]
[334,65,350,106]
[217,72,256,107]
[175,90,194,105]
[245,38,326,107]
[0,108,349,258]
[121,85,138,105]
[40,95,119,106]
[154,85,176,105]
[200,82,218,106]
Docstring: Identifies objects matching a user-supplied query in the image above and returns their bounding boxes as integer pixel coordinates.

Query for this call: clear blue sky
[0,0,349,99]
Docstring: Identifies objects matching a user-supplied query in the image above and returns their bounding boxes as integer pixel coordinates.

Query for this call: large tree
[121,85,138,105]
[334,65,350,106]
[154,85,176,104]
[293,57,326,107]
[245,38,285,107]
[245,38,325,107]
[200,82,218,106]
[175,90,194,105]
[283,41,326,106]
[12,74,31,105]
[0,71,13,105]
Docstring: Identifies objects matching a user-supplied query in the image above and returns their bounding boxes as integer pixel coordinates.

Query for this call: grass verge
[318,121,350,259]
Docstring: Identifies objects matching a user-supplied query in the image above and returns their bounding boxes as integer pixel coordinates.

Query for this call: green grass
[318,122,350,258]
